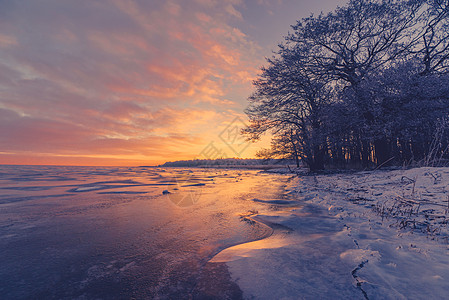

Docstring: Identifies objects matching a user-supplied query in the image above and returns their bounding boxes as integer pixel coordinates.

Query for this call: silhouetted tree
[245,0,449,171]
[244,46,332,171]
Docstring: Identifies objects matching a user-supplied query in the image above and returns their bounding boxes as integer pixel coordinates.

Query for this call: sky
[0,0,347,166]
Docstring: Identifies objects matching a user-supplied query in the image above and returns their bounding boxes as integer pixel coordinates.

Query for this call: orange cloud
[0,0,267,166]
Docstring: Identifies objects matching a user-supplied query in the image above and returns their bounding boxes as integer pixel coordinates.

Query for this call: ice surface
[0,165,289,299]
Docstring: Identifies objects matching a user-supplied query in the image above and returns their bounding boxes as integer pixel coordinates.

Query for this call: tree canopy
[245,0,449,171]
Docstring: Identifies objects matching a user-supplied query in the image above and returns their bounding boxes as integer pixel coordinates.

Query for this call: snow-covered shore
[210,167,449,299]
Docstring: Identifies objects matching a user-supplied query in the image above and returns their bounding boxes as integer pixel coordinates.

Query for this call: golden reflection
[210,233,326,263]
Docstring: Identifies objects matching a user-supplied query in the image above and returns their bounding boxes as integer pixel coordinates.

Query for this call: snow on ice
[210,167,449,299]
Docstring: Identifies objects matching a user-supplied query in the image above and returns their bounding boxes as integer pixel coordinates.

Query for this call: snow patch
[340,249,381,264]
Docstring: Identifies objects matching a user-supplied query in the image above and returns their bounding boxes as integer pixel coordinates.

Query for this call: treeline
[159,158,293,167]
[244,0,449,171]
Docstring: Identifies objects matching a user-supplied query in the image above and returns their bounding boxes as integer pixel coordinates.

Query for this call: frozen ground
[211,167,449,299]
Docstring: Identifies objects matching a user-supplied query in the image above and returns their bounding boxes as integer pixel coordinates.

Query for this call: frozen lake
[0,165,293,299]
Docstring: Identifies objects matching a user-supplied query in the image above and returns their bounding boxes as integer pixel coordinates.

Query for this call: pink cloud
[0,0,265,165]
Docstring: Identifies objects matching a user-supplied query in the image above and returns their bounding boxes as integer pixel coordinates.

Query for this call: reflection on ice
[72,186,104,192]
[210,234,289,263]
[0,165,292,299]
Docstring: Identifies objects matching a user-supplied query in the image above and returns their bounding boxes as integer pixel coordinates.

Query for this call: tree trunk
[308,145,325,172]
[374,138,390,166]
[290,130,300,167]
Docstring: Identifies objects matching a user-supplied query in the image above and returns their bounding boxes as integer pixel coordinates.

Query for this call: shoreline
[160,164,299,171]
[191,214,276,299]
[207,166,449,299]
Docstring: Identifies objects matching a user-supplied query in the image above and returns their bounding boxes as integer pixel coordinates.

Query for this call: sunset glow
[0,0,346,166]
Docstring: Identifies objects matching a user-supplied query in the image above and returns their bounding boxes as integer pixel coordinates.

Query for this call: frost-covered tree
[416,0,449,74]
[341,60,449,164]
[245,0,449,171]
[255,130,301,167]
[287,0,421,85]
[244,47,331,171]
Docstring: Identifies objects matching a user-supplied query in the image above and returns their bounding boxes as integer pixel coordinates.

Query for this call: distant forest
[159,158,294,167]
[244,0,449,171]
